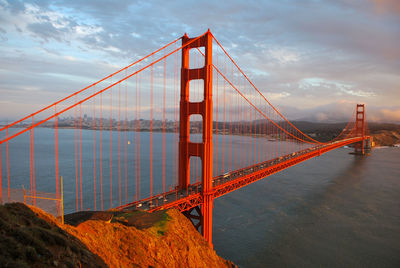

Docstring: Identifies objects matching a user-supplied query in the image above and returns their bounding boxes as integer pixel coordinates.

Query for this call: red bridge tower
[354,104,366,154]
[179,31,214,245]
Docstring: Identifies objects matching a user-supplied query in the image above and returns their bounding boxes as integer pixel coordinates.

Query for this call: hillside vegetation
[0,203,235,268]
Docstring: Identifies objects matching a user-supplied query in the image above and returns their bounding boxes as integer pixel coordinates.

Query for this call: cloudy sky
[0,0,399,123]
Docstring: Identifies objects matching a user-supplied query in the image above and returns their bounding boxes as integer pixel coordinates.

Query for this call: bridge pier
[179,30,214,246]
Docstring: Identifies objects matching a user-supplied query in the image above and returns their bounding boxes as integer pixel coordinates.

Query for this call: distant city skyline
[0,0,399,123]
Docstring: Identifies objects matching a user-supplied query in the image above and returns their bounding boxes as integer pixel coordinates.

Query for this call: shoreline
[3,123,400,146]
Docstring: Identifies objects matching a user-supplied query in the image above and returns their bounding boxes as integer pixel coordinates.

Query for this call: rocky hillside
[0,203,235,268]
[372,130,400,147]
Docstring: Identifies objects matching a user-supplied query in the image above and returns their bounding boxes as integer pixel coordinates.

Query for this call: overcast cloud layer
[0,0,399,123]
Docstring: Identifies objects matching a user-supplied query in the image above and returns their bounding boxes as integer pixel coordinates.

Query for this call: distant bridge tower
[179,30,214,245]
[354,104,366,154]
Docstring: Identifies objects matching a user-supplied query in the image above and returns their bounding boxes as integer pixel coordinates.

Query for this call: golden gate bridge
[0,30,371,246]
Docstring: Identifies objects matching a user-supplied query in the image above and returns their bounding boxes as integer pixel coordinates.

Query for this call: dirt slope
[63,209,235,268]
[372,130,400,146]
[0,203,235,268]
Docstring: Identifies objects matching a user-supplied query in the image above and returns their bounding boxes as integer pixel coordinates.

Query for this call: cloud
[265,92,290,100]
[370,0,400,15]
[27,21,65,42]
[378,108,400,122]
[0,0,399,124]
[268,48,300,64]
[299,78,376,97]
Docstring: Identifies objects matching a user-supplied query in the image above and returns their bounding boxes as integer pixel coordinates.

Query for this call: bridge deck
[118,137,366,213]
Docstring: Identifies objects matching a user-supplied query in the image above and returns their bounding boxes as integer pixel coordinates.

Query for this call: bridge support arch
[179,30,214,245]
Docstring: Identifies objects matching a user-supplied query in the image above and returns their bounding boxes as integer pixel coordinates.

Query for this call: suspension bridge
[0,30,371,246]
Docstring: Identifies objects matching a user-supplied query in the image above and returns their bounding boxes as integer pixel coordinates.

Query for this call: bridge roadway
[118,136,367,213]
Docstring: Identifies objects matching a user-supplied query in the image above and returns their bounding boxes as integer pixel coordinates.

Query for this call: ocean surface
[1,128,399,267]
[213,146,400,267]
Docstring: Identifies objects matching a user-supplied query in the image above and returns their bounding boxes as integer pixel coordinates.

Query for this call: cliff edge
[0,203,235,268]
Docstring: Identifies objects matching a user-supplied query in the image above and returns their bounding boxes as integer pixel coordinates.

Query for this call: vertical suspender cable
[79,104,83,210]
[222,65,226,174]
[163,55,166,198]
[138,73,141,201]
[100,92,103,210]
[150,65,154,199]
[29,128,33,204]
[31,117,36,205]
[93,88,96,210]
[196,53,200,185]
[215,46,219,176]
[172,45,177,187]
[118,83,121,207]
[6,128,9,201]
[109,80,113,208]
[135,74,138,203]
[75,97,78,211]
[55,106,60,215]
[125,71,128,205]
